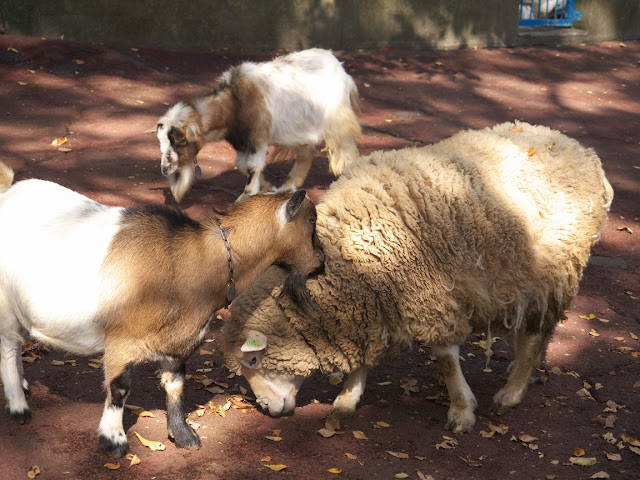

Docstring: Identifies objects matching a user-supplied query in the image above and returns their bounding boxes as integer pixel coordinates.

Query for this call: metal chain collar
[216,219,236,308]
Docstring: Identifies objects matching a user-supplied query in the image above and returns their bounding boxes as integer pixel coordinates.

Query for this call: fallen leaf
[590,472,610,479]
[352,430,369,440]
[27,466,41,478]
[621,433,640,447]
[617,226,633,234]
[387,451,409,459]
[605,452,621,461]
[130,408,155,417]
[134,432,166,451]
[579,313,596,320]
[417,472,435,480]
[51,360,65,366]
[51,137,68,146]
[88,362,101,369]
[125,453,141,467]
[265,464,287,471]
[73,59,85,64]
[630,332,638,340]
[261,456,271,462]
[576,388,596,401]
[265,436,283,442]
[518,434,538,443]
[317,428,336,438]
[459,456,482,467]
[328,372,344,385]
[630,446,640,455]
[573,446,585,457]
[345,453,357,460]
[415,456,426,461]
[394,474,409,479]
[435,438,458,450]
[57,147,72,153]
[328,468,342,474]
[104,463,121,470]
[199,349,213,355]
[376,421,391,428]
[377,381,392,386]
[487,423,509,435]
[569,457,597,466]
[18,81,28,86]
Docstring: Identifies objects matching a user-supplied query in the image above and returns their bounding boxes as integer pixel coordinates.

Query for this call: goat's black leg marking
[161,359,201,450]
[243,169,255,196]
[98,365,132,457]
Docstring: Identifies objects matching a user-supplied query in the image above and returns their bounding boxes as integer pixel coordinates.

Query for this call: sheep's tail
[324,81,361,177]
[0,161,15,193]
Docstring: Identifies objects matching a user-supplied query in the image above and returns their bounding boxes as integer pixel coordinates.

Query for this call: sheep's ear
[285,189,307,221]
[241,350,264,369]
[241,330,267,352]
[185,124,200,142]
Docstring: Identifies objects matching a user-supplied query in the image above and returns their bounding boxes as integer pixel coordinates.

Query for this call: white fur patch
[0,179,124,355]
[97,402,126,444]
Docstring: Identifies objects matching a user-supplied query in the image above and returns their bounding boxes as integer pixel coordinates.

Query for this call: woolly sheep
[223,121,613,433]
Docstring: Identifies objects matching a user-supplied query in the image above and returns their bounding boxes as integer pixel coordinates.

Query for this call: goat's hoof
[98,436,130,458]
[10,408,31,425]
[169,427,201,451]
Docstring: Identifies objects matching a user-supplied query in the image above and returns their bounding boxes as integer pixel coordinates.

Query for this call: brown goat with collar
[0,163,324,457]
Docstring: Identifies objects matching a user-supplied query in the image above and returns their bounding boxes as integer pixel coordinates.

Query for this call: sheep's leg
[432,344,477,433]
[160,358,201,450]
[0,333,30,424]
[98,360,131,457]
[328,366,369,420]
[492,327,548,415]
[281,145,314,191]
[235,147,269,203]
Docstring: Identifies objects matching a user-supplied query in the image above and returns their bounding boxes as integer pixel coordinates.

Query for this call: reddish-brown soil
[0,35,638,480]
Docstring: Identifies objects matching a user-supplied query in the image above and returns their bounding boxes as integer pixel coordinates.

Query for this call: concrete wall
[1,0,638,51]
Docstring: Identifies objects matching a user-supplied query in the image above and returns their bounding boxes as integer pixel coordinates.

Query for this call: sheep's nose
[161,164,170,176]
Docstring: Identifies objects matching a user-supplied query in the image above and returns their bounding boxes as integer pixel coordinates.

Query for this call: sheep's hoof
[169,427,201,451]
[444,411,475,433]
[98,436,129,458]
[491,400,515,416]
[9,408,31,425]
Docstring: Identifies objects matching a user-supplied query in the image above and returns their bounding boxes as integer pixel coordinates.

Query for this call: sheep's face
[157,123,200,177]
[238,330,305,416]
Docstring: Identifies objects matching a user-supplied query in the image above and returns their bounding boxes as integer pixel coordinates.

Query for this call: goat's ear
[185,124,200,142]
[285,189,307,221]
[241,330,268,352]
[156,123,163,132]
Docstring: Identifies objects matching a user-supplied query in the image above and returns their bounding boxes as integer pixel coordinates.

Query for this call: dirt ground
[0,34,639,480]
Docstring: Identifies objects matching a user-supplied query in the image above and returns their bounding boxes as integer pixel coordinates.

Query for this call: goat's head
[240,189,325,312]
[156,103,204,202]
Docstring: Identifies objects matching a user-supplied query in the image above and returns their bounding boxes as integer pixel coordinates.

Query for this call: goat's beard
[282,272,318,316]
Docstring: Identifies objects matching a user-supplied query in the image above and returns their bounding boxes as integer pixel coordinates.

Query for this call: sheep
[156,48,361,204]
[0,162,324,457]
[223,121,613,434]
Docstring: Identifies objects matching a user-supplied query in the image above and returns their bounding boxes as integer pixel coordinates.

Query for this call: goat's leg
[0,331,30,424]
[328,366,368,421]
[432,344,477,433]
[161,358,201,450]
[235,146,269,203]
[98,358,131,457]
[492,327,548,415]
[281,145,314,191]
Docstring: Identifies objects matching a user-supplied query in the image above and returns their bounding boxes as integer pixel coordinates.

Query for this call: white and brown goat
[0,161,323,457]
[157,48,361,203]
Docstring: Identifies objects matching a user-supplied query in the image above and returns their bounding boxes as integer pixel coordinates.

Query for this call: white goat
[157,48,361,203]
[0,161,324,457]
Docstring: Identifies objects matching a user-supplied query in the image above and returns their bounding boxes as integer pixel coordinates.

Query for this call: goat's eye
[309,217,316,224]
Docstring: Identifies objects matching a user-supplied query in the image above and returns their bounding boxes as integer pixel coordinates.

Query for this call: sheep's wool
[225,122,613,376]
